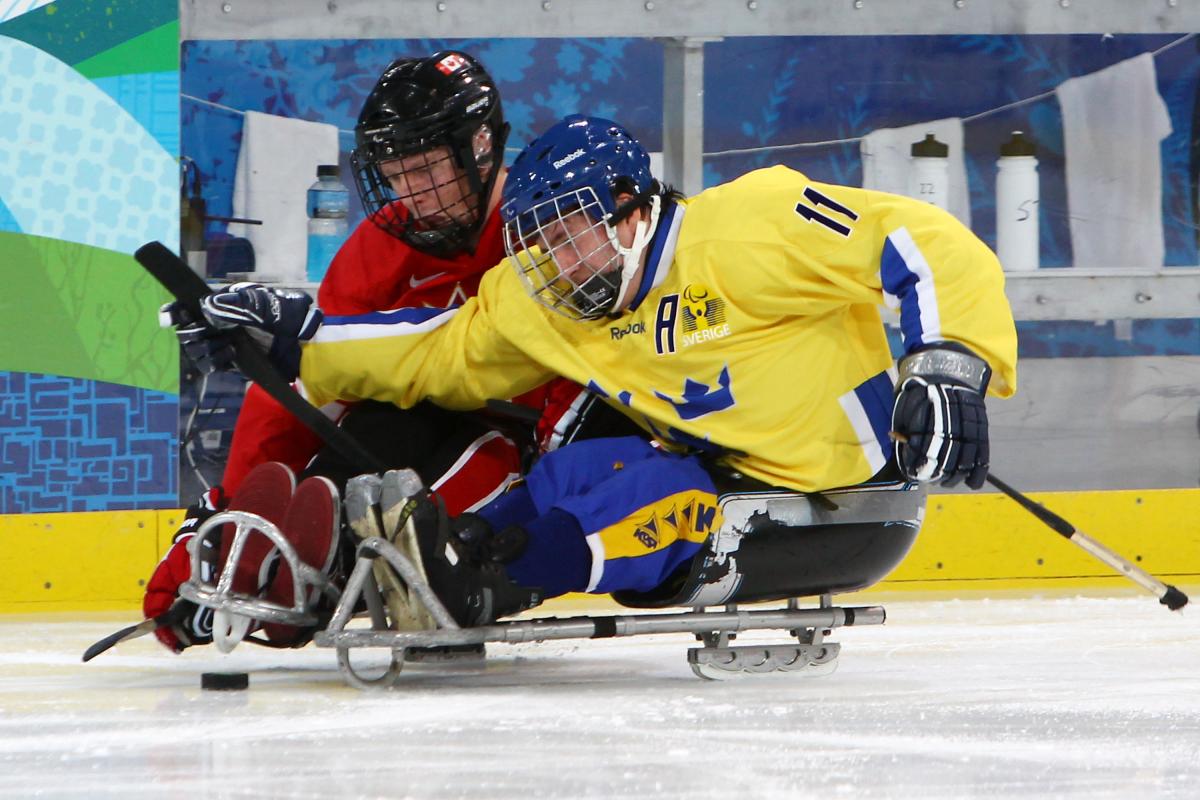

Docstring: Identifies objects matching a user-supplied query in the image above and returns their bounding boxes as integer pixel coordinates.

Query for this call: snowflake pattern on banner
[181,38,661,232]
[0,35,178,253]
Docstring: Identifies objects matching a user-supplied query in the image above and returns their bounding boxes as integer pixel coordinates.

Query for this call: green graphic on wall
[0,233,176,394]
[0,0,181,512]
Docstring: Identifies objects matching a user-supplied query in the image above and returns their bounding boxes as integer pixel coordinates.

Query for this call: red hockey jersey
[221,207,508,495]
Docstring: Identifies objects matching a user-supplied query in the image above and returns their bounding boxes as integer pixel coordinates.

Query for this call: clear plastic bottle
[909,133,949,211]
[995,131,1040,271]
[306,164,349,283]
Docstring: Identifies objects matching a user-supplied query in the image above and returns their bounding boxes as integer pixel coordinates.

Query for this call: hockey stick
[984,473,1188,611]
[134,241,386,473]
[82,242,390,660]
[82,601,190,662]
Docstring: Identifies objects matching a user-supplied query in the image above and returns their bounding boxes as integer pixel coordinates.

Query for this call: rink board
[0,489,1196,613]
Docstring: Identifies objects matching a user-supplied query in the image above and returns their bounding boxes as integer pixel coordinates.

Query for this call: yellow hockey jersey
[301,166,1017,493]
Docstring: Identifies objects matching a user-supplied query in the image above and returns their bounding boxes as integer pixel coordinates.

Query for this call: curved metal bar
[354,537,459,630]
[336,645,406,690]
[180,510,338,630]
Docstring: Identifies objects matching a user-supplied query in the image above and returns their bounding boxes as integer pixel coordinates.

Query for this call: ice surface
[0,595,1196,799]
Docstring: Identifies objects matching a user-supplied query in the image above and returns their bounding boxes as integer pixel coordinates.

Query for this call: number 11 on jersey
[795,186,858,237]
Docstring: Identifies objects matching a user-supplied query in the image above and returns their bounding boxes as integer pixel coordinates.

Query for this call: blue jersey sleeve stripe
[324,307,453,326]
[855,369,896,461]
[880,227,942,352]
[838,369,894,475]
[313,306,458,343]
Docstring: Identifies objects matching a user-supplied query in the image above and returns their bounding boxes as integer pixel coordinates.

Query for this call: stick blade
[81,618,157,662]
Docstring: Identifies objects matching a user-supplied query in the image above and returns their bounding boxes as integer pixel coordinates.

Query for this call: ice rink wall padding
[0,490,1196,613]
[0,1,180,515]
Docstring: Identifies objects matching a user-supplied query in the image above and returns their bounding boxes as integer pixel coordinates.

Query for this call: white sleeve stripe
[837,389,889,476]
[885,226,942,344]
[312,308,458,343]
[427,431,518,506]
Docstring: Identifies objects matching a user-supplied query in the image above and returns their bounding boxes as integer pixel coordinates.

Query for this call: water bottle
[995,131,1040,271]
[909,133,949,211]
[306,164,349,283]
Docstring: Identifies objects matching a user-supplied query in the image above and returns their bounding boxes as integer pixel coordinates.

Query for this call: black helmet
[351,51,509,257]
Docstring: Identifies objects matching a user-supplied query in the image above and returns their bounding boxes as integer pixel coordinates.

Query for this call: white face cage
[504,187,662,320]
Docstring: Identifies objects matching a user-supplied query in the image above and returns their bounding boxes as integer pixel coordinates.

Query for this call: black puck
[201,671,249,691]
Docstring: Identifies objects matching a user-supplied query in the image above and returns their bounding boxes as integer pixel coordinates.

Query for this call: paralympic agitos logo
[653,284,732,355]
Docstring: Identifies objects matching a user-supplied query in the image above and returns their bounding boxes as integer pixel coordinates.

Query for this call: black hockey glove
[891,344,991,490]
[160,283,322,381]
[159,302,236,375]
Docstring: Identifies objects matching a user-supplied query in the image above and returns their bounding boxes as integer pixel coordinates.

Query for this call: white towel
[860,118,971,228]
[1056,53,1172,268]
[228,111,339,282]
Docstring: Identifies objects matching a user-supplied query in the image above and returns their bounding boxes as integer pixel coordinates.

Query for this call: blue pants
[479,437,721,597]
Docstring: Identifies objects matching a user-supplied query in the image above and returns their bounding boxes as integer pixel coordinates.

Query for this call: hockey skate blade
[404,643,487,663]
[687,643,841,681]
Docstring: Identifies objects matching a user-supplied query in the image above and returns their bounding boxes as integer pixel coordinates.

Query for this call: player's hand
[891,345,991,490]
[160,283,323,381]
[159,301,236,375]
[143,487,226,652]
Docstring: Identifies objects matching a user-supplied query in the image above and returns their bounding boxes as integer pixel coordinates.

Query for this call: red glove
[143,486,226,652]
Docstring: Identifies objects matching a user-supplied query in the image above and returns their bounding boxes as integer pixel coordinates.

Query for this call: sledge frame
[312,537,886,689]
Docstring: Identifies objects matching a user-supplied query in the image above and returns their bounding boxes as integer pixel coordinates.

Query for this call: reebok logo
[610,321,646,340]
[552,148,586,170]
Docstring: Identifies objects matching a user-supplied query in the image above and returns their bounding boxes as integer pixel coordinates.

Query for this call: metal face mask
[504,187,625,320]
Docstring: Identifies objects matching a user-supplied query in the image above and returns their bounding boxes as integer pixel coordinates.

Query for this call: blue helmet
[501,114,654,226]
[501,115,660,320]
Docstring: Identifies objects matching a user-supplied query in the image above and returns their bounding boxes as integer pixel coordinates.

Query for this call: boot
[403,493,541,627]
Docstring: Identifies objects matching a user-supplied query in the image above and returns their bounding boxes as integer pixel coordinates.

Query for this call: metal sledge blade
[687,642,841,681]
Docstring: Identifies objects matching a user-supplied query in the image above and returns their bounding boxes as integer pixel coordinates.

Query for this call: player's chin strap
[606,194,662,309]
